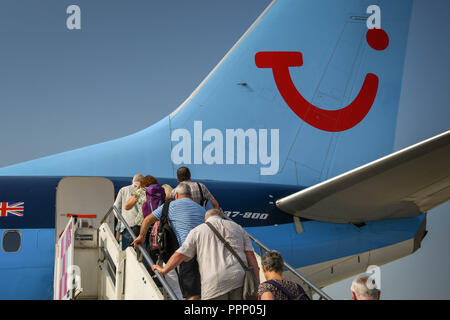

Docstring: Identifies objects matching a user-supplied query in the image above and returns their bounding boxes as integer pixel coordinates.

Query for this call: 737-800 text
[223,211,269,220]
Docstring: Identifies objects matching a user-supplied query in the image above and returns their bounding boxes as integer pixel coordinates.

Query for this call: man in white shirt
[152,208,260,300]
[114,174,143,250]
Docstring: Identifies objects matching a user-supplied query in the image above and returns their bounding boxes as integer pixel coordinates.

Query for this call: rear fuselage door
[55,177,115,241]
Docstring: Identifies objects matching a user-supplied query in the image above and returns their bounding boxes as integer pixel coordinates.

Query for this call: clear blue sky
[325,0,450,299]
[0,0,449,299]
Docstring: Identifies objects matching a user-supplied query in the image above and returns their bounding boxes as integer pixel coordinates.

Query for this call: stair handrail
[102,205,179,300]
[103,204,331,300]
[223,216,332,300]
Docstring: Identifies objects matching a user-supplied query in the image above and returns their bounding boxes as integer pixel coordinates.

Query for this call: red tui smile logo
[256,28,389,132]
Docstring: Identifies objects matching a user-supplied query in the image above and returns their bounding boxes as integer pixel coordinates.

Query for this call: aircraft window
[2,230,22,253]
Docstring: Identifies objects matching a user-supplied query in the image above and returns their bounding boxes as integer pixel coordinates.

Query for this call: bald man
[152,208,260,300]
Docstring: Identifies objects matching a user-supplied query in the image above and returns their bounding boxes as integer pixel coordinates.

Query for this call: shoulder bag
[206,221,259,300]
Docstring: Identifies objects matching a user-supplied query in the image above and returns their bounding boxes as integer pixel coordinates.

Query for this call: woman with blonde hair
[161,184,173,199]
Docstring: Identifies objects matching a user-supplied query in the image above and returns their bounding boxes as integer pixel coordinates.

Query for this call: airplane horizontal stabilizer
[276,130,450,223]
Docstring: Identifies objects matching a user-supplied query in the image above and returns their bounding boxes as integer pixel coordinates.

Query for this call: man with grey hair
[351,275,381,300]
[114,174,143,250]
[152,208,260,300]
[132,182,205,300]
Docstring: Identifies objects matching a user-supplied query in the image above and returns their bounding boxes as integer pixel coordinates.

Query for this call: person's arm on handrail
[245,250,261,284]
[131,213,157,248]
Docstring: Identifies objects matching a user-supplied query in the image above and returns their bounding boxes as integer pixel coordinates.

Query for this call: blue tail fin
[0,0,413,187]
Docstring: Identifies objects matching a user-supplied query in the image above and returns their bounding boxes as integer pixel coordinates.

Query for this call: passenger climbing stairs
[53,205,332,300]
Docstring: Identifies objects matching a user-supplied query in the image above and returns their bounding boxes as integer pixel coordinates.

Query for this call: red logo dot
[366,28,389,51]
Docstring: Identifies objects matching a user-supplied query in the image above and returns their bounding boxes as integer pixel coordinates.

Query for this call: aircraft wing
[276,130,450,223]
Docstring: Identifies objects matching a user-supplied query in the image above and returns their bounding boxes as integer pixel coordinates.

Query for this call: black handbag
[206,222,259,300]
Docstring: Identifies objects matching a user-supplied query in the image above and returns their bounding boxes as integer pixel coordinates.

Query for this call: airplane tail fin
[169,0,413,185]
[0,0,414,187]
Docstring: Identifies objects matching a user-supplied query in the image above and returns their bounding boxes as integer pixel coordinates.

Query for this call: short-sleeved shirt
[170,180,216,206]
[176,215,254,300]
[114,184,140,232]
[257,279,304,300]
[151,198,206,245]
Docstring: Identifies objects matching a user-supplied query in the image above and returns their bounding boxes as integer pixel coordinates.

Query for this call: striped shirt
[170,180,216,206]
[152,198,206,245]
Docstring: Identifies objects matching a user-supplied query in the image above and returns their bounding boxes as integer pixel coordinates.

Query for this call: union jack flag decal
[0,202,24,217]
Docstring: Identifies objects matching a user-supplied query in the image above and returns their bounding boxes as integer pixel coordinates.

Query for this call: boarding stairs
[53,205,332,300]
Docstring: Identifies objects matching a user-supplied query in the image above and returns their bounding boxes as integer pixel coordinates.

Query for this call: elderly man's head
[351,275,381,300]
[205,209,223,221]
[174,183,192,199]
[132,174,143,185]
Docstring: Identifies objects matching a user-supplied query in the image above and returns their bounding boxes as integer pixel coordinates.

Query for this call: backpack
[142,184,165,218]
[140,184,165,251]
[155,199,180,263]
[266,280,310,300]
